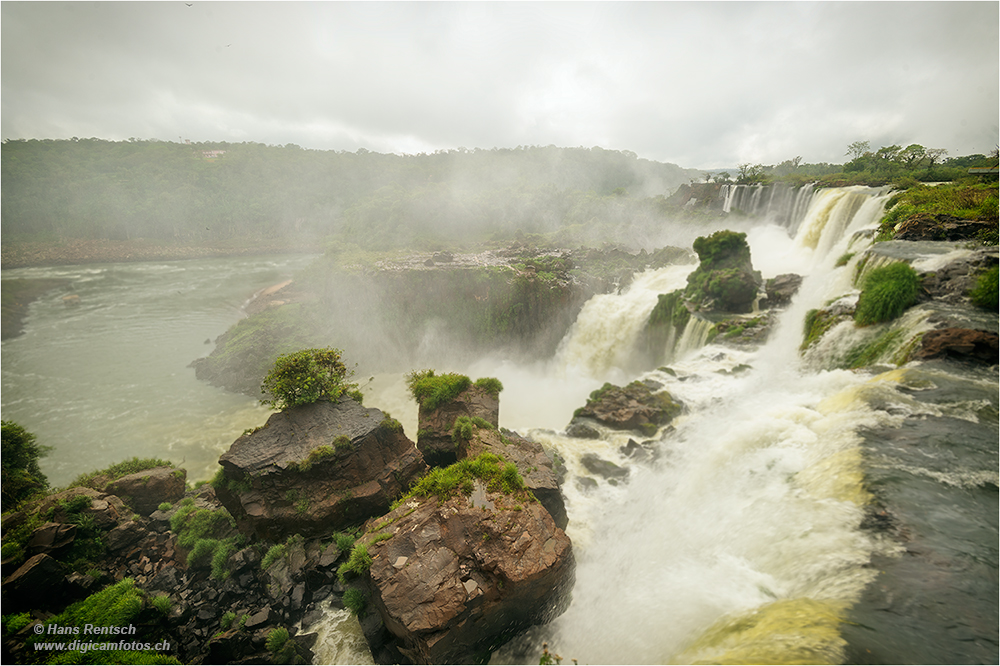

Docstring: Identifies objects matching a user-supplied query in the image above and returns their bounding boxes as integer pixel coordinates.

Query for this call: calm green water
[1,254,317,487]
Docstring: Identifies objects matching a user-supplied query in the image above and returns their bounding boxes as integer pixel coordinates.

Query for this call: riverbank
[1,238,319,269]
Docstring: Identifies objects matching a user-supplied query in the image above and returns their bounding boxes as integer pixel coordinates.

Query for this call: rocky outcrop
[215,397,427,541]
[105,466,187,516]
[415,384,500,468]
[359,489,574,664]
[568,380,684,436]
[683,230,762,314]
[892,213,995,242]
[761,273,803,308]
[457,425,568,530]
[914,328,999,364]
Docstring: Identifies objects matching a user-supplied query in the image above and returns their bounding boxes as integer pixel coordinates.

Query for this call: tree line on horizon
[1,138,994,252]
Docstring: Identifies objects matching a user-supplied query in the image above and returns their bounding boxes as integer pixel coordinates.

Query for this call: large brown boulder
[914,328,999,364]
[415,384,499,468]
[215,397,428,541]
[105,466,187,516]
[360,487,574,664]
[568,380,684,436]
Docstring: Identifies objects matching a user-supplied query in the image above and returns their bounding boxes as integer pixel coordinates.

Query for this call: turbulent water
[2,186,996,664]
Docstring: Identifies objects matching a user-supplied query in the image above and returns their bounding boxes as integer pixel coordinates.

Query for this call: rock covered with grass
[214,396,427,541]
[354,452,574,664]
[568,380,684,437]
[406,370,503,468]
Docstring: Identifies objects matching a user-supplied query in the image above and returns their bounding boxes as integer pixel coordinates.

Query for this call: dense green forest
[0,140,701,250]
[2,138,995,256]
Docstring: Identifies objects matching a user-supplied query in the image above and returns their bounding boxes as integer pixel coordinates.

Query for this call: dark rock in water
[580,453,629,481]
[761,273,803,308]
[620,438,657,462]
[215,397,427,541]
[360,489,573,664]
[914,328,999,364]
[415,384,499,468]
[105,466,187,515]
[565,421,601,439]
[575,476,599,493]
[569,380,683,435]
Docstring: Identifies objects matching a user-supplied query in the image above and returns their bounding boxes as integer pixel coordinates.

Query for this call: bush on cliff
[260,348,358,410]
[854,263,920,326]
[1,420,49,510]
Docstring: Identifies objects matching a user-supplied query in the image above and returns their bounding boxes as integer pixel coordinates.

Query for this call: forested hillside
[1,139,701,250]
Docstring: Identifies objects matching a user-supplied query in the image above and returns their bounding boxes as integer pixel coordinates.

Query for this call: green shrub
[334,532,355,554]
[151,595,171,615]
[473,377,504,396]
[211,541,235,580]
[1,421,50,509]
[220,610,236,630]
[343,588,367,616]
[406,370,471,410]
[969,265,998,310]
[4,611,32,633]
[187,538,220,568]
[266,627,289,654]
[157,502,172,512]
[450,415,494,445]
[260,348,357,410]
[854,262,920,326]
[337,544,373,583]
[300,445,337,471]
[262,543,287,570]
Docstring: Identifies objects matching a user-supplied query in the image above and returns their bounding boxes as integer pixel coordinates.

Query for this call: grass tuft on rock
[406,370,471,410]
[854,262,920,326]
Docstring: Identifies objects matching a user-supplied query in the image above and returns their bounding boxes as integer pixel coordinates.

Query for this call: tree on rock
[260,348,359,410]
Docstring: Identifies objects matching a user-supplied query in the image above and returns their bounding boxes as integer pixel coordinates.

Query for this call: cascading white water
[495,186,898,664]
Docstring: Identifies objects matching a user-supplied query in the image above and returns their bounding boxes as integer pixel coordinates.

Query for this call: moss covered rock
[683,230,762,314]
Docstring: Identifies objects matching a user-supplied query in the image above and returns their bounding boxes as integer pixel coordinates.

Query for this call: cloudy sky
[2,1,997,168]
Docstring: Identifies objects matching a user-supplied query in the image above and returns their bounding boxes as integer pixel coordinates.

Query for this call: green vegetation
[343,588,368,616]
[406,370,472,410]
[395,452,532,508]
[151,595,172,615]
[379,414,404,433]
[854,263,920,326]
[451,415,496,445]
[299,444,338,472]
[261,543,287,570]
[68,456,173,491]
[1,420,50,509]
[876,181,998,242]
[472,376,504,396]
[266,627,289,654]
[260,347,357,410]
[27,579,179,664]
[969,265,999,310]
[835,252,855,268]
[157,501,172,512]
[801,309,843,351]
[4,611,33,633]
[169,503,239,578]
[337,543,373,583]
[220,610,236,630]
[842,328,907,369]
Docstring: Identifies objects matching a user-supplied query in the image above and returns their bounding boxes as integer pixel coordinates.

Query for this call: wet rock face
[762,273,803,308]
[915,327,999,364]
[568,380,683,436]
[415,385,499,468]
[215,397,427,541]
[362,492,574,664]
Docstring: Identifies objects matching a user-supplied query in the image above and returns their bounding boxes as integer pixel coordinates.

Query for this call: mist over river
[1,254,319,486]
[2,187,996,664]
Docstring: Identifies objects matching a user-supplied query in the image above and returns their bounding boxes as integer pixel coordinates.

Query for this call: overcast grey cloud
[2,1,997,168]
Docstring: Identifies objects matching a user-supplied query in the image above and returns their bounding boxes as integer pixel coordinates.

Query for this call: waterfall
[720,182,818,232]
[495,186,901,664]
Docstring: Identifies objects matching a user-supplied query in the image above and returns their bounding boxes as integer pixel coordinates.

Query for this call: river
[2,187,996,663]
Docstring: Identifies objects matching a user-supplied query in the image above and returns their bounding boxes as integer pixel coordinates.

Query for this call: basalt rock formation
[683,230,762,314]
[357,485,574,664]
[414,383,500,469]
[215,397,427,541]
